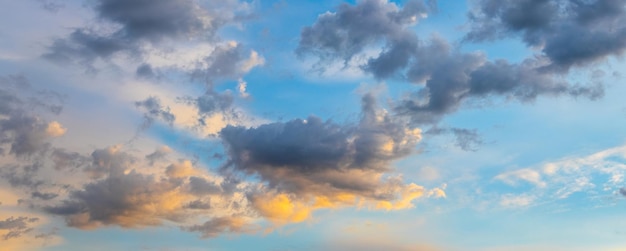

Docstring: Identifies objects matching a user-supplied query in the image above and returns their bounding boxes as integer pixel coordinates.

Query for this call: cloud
[220,94,442,223]
[191,42,265,83]
[135,96,176,128]
[466,0,626,71]
[394,37,603,124]
[45,121,67,137]
[0,78,261,238]
[0,75,66,158]
[43,0,260,77]
[494,144,626,206]
[298,1,602,125]
[93,0,215,42]
[44,146,251,231]
[426,126,484,151]
[237,79,250,98]
[297,0,434,77]
[145,146,172,166]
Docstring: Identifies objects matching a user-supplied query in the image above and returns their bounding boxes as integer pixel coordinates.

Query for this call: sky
[1,0,626,250]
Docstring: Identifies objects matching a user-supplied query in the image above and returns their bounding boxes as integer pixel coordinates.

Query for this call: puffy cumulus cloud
[0,79,256,237]
[46,170,192,229]
[297,0,434,76]
[298,1,602,125]
[220,94,443,224]
[93,0,215,42]
[43,145,253,232]
[394,37,602,124]
[43,0,262,78]
[466,0,626,71]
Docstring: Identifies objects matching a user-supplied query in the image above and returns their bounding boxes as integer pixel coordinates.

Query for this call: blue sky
[1,0,626,250]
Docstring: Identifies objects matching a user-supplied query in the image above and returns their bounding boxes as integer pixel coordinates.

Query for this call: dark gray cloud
[394,38,603,124]
[93,0,214,43]
[299,1,605,125]
[43,0,256,76]
[43,29,134,74]
[0,216,39,240]
[466,0,626,71]
[620,187,626,197]
[297,0,434,77]
[44,0,215,60]
[220,94,422,199]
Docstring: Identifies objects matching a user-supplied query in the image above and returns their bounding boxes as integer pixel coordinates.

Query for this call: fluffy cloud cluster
[298,0,606,124]
[44,0,243,65]
[0,75,442,240]
[38,0,265,140]
[466,0,626,71]
[44,146,252,233]
[221,94,444,223]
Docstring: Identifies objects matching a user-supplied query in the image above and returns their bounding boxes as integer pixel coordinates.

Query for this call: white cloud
[494,144,626,206]
[495,168,546,188]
